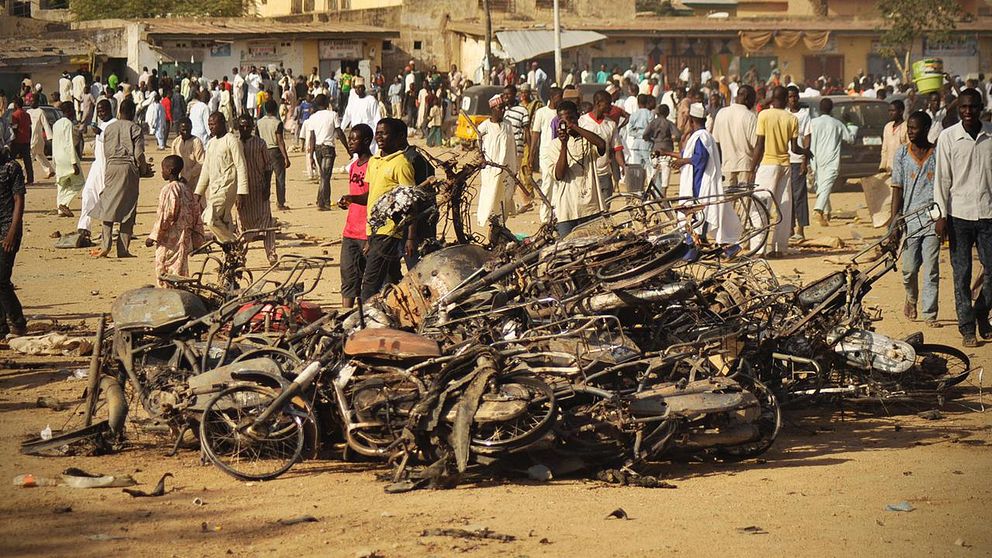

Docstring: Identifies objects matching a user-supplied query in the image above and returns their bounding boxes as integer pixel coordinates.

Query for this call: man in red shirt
[336,123,373,309]
[8,97,33,184]
[160,92,173,145]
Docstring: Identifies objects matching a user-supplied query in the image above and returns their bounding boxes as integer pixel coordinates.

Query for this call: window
[536,0,569,8]
[383,40,394,52]
[41,0,69,9]
[413,40,422,50]
[478,0,515,11]
[10,0,30,17]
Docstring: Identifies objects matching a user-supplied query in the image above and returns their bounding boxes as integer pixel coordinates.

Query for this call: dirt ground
[1,140,990,558]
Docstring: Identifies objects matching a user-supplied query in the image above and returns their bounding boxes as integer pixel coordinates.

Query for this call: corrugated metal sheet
[495,30,607,62]
[0,38,99,67]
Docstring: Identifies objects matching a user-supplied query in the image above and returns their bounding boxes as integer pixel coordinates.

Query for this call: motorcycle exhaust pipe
[100,376,128,437]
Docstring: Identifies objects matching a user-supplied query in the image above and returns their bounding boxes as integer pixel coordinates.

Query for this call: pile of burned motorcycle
[22,158,975,491]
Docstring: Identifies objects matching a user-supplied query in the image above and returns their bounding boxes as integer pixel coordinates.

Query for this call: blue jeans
[902,233,940,321]
[948,217,992,336]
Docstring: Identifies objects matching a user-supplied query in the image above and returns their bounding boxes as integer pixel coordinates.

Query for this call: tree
[70,0,247,20]
[876,0,969,79]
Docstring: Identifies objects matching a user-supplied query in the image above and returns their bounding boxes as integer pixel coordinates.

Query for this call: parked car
[2,105,62,156]
[802,96,890,183]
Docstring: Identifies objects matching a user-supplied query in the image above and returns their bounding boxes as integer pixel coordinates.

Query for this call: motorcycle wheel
[471,374,557,454]
[714,374,781,461]
[199,384,306,481]
[908,344,971,390]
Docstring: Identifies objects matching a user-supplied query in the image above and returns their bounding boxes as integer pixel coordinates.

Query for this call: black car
[2,105,62,156]
[803,96,890,183]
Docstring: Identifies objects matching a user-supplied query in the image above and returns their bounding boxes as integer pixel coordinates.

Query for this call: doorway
[803,55,844,84]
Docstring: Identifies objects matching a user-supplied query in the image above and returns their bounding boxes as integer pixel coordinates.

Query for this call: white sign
[320,40,363,60]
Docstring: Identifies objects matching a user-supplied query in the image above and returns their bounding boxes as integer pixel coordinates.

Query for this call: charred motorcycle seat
[344,328,441,361]
[796,271,846,309]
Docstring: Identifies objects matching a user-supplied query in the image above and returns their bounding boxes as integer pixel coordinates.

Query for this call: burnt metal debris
[23,153,974,491]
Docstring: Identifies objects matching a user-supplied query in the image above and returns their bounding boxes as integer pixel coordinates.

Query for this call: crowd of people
[0,60,990,347]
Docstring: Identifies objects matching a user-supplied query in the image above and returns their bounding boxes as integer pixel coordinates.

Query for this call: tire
[470,374,558,454]
[908,344,971,390]
[199,384,305,481]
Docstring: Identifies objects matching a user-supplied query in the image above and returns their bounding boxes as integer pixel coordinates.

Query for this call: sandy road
[0,142,989,557]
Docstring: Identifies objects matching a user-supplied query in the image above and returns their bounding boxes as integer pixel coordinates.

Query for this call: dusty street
[1,144,990,558]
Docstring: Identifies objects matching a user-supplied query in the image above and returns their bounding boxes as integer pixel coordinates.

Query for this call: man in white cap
[340,76,382,154]
[476,94,517,232]
[665,102,741,252]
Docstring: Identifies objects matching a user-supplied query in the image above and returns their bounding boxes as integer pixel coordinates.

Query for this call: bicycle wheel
[735,192,770,259]
[715,374,781,461]
[199,384,305,481]
[908,344,971,390]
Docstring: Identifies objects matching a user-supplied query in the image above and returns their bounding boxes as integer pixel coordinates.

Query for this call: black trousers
[10,142,32,184]
[315,145,335,209]
[267,148,287,206]
[360,235,403,300]
[0,238,26,332]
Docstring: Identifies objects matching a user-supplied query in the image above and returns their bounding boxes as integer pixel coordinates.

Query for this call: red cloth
[161,96,173,122]
[11,108,30,144]
[343,159,369,240]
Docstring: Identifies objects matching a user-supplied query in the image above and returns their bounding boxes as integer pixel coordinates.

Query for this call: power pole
[553,0,562,85]
[484,0,493,85]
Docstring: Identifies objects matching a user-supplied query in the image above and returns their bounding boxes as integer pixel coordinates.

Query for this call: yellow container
[912,58,944,94]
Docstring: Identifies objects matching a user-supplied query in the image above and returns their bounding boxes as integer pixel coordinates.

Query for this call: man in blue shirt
[891,110,941,328]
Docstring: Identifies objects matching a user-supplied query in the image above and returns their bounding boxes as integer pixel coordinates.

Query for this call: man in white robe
[245,67,262,117]
[52,103,83,217]
[195,113,249,243]
[340,77,382,154]
[26,98,55,178]
[232,67,245,116]
[78,99,115,234]
[673,103,741,247]
[476,94,517,229]
[188,90,211,146]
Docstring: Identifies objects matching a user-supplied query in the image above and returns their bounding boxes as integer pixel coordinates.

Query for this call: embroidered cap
[488,94,505,108]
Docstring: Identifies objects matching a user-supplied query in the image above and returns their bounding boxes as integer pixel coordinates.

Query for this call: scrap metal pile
[22,153,975,490]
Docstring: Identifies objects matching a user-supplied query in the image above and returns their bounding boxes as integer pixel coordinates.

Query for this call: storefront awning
[495,30,607,63]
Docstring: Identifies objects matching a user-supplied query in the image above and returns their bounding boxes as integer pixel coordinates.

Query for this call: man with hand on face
[196,112,249,245]
[550,100,607,238]
[934,89,992,347]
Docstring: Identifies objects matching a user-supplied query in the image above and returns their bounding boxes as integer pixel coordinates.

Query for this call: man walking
[477,95,518,230]
[77,99,115,237]
[750,86,801,256]
[891,111,941,328]
[934,89,992,347]
[810,98,854,224]
[340,77,382,152]
[712,84,757,188]
[257,99,292,211]
[188,90,211,146]
[196,113,249,244]
[580,91,624,201]
[502,84,535,211]
[52,103,83,218]
[306,94,346,210]
[786,85,812,240]
[94,99,144,258]
[235,114,277,265]
[530,87,562,223]
[27,97,55,180]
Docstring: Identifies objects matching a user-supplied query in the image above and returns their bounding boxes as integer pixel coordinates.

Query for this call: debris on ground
[918,410,943,420]
[122,473,174,497]
[12,473,58,487]
[276,515,320,526]
[87,534,128,541]
[36,397,67,411]
[597,469,676,488]
[605,508,630,520]
[884,501,915,512]
[61,467,137,489]
[526,464,553,482]
[736,525,768,535]
[420,527,516,542]
[8,333,93,356]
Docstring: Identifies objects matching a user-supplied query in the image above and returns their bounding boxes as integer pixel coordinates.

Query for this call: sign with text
[320,40,363,60]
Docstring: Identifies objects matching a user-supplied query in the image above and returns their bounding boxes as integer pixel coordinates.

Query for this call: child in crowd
[426,98,444,147]
[146,155,205,287]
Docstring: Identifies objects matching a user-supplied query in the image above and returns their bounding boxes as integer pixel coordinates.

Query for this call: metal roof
[495,30,607,62]
[0,38,100,67]
[142,18,399,38]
